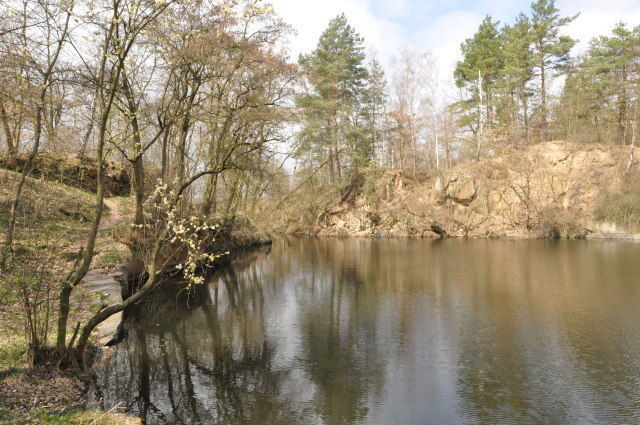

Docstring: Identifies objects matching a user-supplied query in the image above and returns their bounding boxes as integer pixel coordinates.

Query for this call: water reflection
[91,237,640,425]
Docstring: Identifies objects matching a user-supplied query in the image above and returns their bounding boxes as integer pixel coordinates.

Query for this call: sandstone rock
[541,143,569,165]
[599,222,618,233]
[289,141,639,240]
[434,177,444,192]
[453,180,478,203]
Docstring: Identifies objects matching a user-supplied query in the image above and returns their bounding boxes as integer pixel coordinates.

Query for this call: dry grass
[1,410,141,425]
[594,173,640,233]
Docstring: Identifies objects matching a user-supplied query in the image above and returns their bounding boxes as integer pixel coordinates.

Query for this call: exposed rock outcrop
[281,141,640,239]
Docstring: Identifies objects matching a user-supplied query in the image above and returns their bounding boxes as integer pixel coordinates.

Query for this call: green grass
[0,169,96,249]
[0,342,24,370]
[96,250,124,269]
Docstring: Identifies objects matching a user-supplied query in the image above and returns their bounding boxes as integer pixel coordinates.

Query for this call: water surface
[91,237,640,424]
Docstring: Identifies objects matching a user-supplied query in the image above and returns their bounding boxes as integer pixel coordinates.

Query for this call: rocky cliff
[281,142,640,239]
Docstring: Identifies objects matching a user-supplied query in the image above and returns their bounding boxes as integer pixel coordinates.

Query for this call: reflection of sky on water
[90,238,640,425]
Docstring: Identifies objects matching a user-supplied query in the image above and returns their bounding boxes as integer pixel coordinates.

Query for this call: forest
[0,0,639,421]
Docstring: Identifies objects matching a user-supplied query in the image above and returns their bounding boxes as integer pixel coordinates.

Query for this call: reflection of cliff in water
[451,241,640,425]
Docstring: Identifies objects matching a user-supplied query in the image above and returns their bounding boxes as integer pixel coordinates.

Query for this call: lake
[90,237,640,424]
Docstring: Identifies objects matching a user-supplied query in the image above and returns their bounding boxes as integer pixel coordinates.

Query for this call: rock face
[285,141,640,239]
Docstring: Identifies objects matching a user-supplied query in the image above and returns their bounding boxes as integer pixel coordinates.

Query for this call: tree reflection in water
[90,237,640,425]
[90,248,305,425]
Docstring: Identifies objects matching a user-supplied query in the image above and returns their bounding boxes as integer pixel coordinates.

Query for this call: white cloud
[559,0,640,56]
[269,0,640,85]
[269,0,405,66]
[413,10,484,81]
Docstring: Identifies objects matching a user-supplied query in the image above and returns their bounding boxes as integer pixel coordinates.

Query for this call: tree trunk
[161,123,170,181]
[131,156,145,225]
[522,81,530,144]
[619,66,628,145]
[75,242,163,367]
[3,4,72,267]
[0,100,17,160]
[79,98,97,157]
[3,91,46,266]
[540,54,548,141]
[177,117,190,186]
[201,173,218,216]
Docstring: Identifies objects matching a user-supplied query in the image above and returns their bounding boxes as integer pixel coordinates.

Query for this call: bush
[1,244,72,367]
[538,208,585,239]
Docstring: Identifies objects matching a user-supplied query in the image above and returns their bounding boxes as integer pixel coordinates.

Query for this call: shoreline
[289,230,640,241]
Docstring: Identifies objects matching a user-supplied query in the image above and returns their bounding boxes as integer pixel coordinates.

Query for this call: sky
[268,0,640,88]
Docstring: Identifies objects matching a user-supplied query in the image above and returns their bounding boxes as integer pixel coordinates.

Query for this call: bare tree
[2,0,74,267]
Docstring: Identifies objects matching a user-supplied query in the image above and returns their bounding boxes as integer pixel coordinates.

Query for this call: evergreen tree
[558,23,640,144]
[297,14,368,182]
[362,57,388,165]
[531,0,578,140]
[500,14,535,143]
[587,23,640,144]
[454,15,503,157]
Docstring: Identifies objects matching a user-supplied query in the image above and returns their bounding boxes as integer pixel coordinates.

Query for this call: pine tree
[297,14,368,182]
[500,14,535,143]
[558,23,640,144]
[362,57,388,166]
[454,15,503,157]
[587,23,640,144]
[531,0,578,140]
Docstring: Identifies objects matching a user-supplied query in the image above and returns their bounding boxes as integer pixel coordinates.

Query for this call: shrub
[1,251,67,366]
[538,208,585,239]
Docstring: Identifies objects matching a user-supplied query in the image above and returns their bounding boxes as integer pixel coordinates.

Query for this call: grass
[0,167,137,423]
[594,173,640,233]
[3,410,141,425]
[95,250,124,269]
[0,169,95,249]
[0,341,24,370]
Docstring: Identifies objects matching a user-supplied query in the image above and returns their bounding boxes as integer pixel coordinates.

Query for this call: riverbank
[0,167,138,423]
[274,141,640,240]
[0,165,270,423]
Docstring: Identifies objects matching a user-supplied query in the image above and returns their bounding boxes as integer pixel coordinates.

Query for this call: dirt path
[101,197,124,231]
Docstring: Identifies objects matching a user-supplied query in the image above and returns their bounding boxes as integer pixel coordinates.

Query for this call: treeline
[454,0,640,156]
[3,1,638,202]
[561,24,640,145]
[294,0,640,186]
[295,14,452,183]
